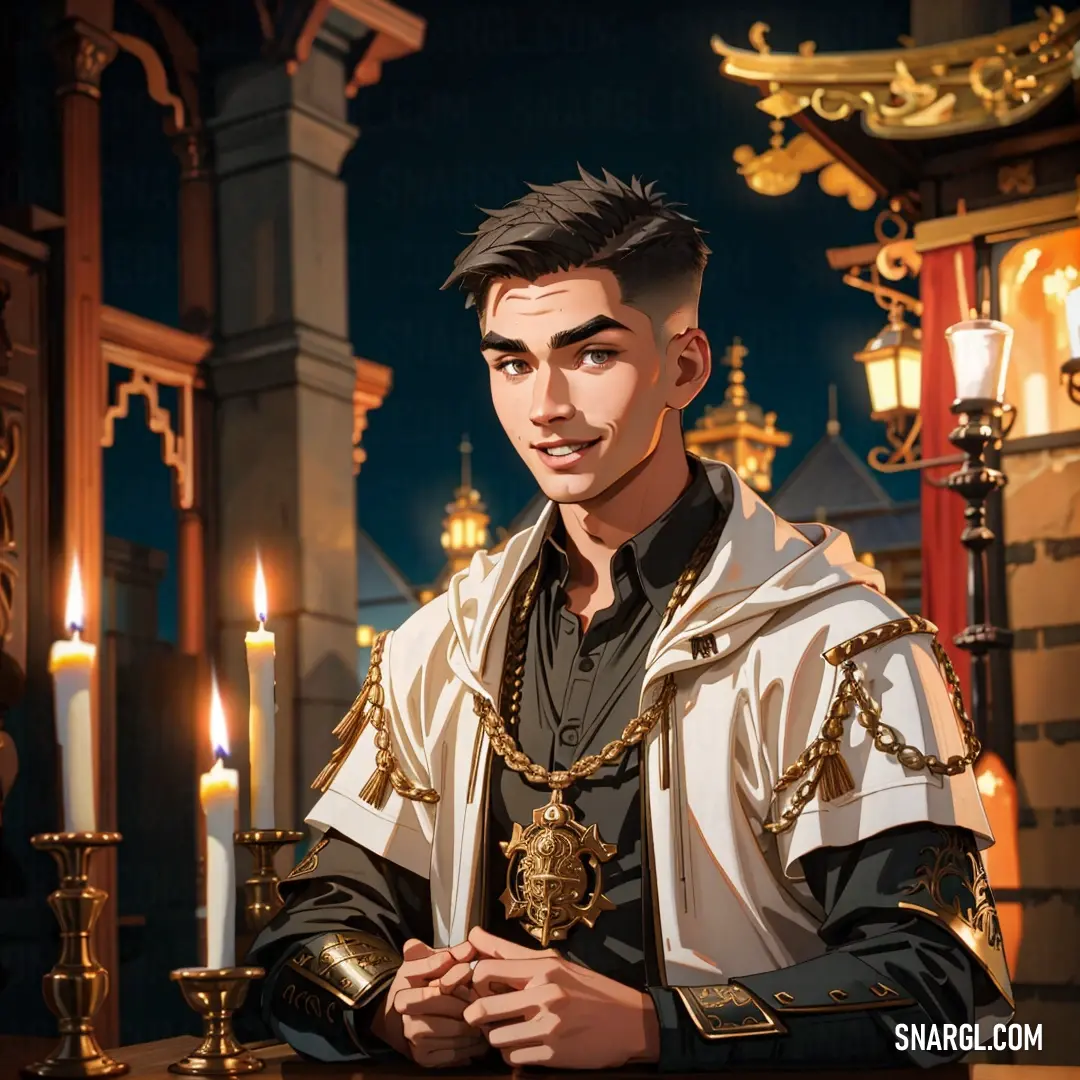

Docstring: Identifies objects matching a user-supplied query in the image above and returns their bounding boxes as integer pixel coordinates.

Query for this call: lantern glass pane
[898,348,921,412]
[865,356,899,414]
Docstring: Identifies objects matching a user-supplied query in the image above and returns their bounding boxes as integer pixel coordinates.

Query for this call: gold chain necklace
[471,512,725,947]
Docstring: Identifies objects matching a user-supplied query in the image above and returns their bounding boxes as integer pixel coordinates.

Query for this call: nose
[529,363,575,426]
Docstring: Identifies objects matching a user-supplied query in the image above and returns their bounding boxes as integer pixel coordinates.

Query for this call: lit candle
[48,557,96,833]
[200,673,238,969]
[246,555,276,828]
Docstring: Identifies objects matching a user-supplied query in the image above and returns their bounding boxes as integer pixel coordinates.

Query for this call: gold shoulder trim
[767,621,979,834]
[898,830,1014,1008]
[823,615,938,667]
[311,631,439,809]
[674,984,786,1040]
[285,836,329,880]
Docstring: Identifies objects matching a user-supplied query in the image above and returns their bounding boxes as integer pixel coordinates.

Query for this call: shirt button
[559,727,580,747]
[578,657,595,672]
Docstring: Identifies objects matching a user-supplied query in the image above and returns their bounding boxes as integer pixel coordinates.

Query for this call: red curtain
[920,243,974,707]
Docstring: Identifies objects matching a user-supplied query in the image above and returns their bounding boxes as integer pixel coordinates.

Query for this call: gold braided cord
[766,630,981,834]
[472,512,727,792]
[822,615,939,667]
[311,630,440,808]
[311,631,388,793]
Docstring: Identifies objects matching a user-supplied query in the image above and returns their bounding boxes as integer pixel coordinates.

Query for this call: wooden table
[3,1038,1080,1079]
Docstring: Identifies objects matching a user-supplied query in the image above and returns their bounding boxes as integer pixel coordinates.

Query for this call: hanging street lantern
[855,303,923,469]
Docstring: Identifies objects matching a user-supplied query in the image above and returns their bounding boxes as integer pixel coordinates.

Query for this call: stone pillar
[210,19,365,844]
[49,2,119,1049]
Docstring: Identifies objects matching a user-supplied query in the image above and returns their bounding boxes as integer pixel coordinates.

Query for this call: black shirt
[483,456,723,984]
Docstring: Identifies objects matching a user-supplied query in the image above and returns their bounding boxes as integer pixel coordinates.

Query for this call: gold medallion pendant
[473,510,725,947]
[499,789,616,947]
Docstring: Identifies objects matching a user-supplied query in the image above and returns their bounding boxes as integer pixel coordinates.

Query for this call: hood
[446,459,884,701]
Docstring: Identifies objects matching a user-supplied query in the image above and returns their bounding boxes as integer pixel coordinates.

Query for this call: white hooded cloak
[308,460,1006,1014]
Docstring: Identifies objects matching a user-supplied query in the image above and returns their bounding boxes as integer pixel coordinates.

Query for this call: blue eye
[581,349,615,367]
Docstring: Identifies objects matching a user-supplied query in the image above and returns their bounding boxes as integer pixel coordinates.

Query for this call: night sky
[96,0,933,641]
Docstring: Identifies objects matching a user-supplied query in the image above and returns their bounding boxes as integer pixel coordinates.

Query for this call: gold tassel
[311,632,389,793]
[359,762,393,809]
[766,667,857,833]
[357,682,440,809]
[817,746,855,802]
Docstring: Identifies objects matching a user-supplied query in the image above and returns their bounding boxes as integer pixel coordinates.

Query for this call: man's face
[480,267,704,504]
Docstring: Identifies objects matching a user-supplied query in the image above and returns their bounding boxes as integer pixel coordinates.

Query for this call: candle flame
[64,555,85,635]
[254,554,268,626]
[209,669,230,759]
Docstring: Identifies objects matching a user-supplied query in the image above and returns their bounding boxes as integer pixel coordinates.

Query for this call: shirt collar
[540,456,726,616]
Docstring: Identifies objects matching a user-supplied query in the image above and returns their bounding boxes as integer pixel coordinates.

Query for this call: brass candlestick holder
[168,967,265,1075]
[233,829,303,933]
[22,831,128,1079]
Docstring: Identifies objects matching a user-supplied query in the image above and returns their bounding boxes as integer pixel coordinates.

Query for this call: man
[248,167,1013,1070]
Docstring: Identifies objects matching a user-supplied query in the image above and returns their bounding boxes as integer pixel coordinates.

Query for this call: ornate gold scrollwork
[898,829,1013,1005]
[714,6,1080,141]
[732,126,876,209]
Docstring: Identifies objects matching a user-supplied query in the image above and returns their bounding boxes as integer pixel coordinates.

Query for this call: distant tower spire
[459,433,472,491]
[441,434,489,576]
[722,337,750,408]
[684,334,792,493]
[827,384,840,437]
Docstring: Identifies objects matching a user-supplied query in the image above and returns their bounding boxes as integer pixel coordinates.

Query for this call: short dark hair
[442,165,710,319]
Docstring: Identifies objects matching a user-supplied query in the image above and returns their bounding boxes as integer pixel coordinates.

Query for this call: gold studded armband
[286,931,401,1010]
[766,616,980,834]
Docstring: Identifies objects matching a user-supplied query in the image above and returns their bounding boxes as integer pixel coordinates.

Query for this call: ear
[666,329,711,410]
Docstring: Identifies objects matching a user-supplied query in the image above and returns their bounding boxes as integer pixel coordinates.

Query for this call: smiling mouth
[535,439,601,458]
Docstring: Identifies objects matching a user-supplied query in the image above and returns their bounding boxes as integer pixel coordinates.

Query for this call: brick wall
[1002,441,1080,1064]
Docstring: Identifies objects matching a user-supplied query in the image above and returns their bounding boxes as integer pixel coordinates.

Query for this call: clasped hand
[375,925,660,1069]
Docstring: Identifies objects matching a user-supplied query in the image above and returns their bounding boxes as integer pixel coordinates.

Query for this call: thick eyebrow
[548,315,630,351]
[479,331,529,353]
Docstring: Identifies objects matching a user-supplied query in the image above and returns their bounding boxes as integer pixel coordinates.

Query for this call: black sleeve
[240,829,432,1063]
[651,823,1012,1071]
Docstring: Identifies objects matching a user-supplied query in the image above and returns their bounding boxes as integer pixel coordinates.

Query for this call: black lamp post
[943,318,1016,758]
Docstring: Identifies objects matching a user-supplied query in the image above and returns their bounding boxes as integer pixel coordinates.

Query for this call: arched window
[997,226,1080,438]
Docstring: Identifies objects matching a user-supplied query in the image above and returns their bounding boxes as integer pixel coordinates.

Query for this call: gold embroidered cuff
[673,984,787,1040]
[287,931,401,1009]
[745,979,913,1014]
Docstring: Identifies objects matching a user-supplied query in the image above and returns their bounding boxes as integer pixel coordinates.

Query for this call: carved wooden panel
[0,379,26,677]
[0,234,44,711]
[0,224,54,1033]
